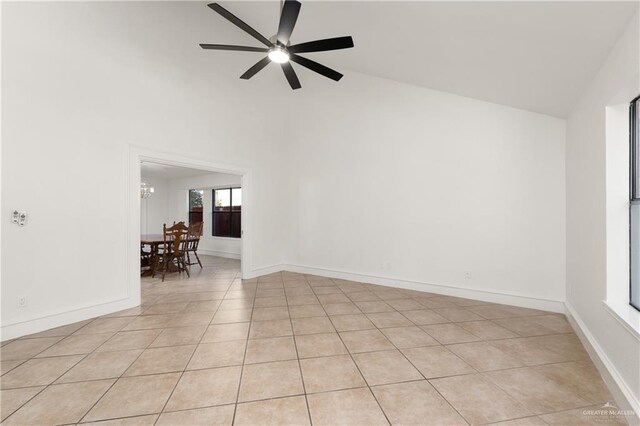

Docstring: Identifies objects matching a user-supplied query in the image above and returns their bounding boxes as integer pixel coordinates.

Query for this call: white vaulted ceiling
[40,1,638,118]
[207,1,637,117]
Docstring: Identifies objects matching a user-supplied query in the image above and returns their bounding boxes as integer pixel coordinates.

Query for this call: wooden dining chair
[186,221,204,268]
[153,221,190,282]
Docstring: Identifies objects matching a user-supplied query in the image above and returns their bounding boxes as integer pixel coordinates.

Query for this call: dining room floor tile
[299,354,366,393]
[57,349,142,383]
[352,349,422,386]
[2,380,113,425]
[238,360,304,402]
[0,255,620,425]
[307,387,388,426]
[0,355,84,389]
[291,316,336,335]
[0,386,45,421]
[294,332,348,358]
[244,336,297,364]
[156,405,235,426]
[371,380,466,425]
[339,329,395,353]
[430,373,532,424]
[83,373,180,422]
[248,319,293,339]
[149,325,206,347]
[165,366,242,411]
[187,340,246,369]
[234,396,310,426]
[124,344,196,376]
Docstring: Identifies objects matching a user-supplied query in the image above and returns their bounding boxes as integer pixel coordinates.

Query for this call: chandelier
[140,182,155,199]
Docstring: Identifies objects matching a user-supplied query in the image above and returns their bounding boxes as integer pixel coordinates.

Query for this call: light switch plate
[11,210,27,226]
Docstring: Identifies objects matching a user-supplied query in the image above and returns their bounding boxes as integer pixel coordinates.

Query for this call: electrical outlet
[465,272,472,279]
[17,296,27,308]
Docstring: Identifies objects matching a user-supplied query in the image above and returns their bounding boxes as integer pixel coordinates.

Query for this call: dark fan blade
[288,36,354,54]
[277,0,301,46]
[199,44,269,53]
[281,62,301,90]
[208,3,272,47]
[290,54,343,81]
[240,57,271,80]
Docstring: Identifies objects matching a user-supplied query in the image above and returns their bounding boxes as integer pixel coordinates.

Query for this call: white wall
[0,2,569,340]
[140,177,169,235]
[286,73,566,309]
[565,12,640,414]
[1,2,290,338]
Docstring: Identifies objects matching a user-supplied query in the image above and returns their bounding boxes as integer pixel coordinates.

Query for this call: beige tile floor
[0,256,633,425]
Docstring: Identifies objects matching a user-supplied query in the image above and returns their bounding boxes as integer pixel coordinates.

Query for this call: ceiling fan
[199,0,354,90]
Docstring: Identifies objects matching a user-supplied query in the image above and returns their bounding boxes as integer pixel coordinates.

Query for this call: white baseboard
[1,262,563,342]
[280,263,565,313]
[244,263,286,279]
[1,297,139,341]
[565,302,640,423]
[198,249,241,260]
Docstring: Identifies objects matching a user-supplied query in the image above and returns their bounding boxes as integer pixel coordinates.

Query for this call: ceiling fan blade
[281,62,301,90]
[208,3,272,47]
[277,0,301,46]
[240,57,271,80]
[288,36,354,54]
[290,54,343,81]
[199,44,269,53]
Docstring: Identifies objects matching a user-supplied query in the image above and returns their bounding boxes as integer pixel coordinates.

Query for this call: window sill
[204,236,241,241]
[602,300,640,341]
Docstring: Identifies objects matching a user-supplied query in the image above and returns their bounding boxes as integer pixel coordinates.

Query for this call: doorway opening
[128,147,252,308]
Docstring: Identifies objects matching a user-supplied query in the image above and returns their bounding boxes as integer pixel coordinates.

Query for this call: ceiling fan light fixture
[268,46,290,63]
[201,2,354,89]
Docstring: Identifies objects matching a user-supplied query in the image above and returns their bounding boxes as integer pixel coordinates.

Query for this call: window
[189,189,204,229]
[212,188,241,238]
[630,95,640,310]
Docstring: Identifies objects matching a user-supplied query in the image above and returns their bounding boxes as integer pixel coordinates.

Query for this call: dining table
[141,234,197,276]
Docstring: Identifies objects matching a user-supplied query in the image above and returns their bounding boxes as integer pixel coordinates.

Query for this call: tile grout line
[11,353,93,422]
[380,287,541,425]
[79,262,238,424]
[1,259,594,425]
[229,269,260,425]
[152,266,242,425]
[347,280,520,424]
[2,335,585,393]
[283,273,314,426]
[382,290,584,424]
[1,323,110,423]
[213,273,594,423]
[287,276,585,425]
[313,277,392,426]
[344,281,534,425]
[342,280,475,425]
[77,326,180,422]
[0,355,88,423]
